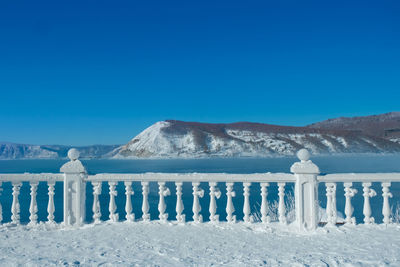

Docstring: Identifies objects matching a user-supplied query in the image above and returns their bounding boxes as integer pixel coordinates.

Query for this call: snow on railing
[0,148,399,231]
[0,173,63,225]
[87,173,294,224]
[318,173,400,225]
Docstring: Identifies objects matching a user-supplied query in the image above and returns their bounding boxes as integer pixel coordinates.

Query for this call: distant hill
[0,142,119,159]
[308,112,400,142]
[115,112,400,158]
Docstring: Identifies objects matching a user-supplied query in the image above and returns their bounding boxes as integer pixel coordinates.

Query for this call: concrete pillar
[290,149,320,231]
[60,148,87,226]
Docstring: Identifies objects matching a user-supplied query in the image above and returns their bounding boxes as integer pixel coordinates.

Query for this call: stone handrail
[87,173,295,183]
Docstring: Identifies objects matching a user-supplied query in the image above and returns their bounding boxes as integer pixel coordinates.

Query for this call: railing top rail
[87,172,296,183]
[318,173,400,183]
[0,173,64,182]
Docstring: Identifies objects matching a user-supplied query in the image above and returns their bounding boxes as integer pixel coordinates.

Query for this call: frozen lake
[0,154,399,224]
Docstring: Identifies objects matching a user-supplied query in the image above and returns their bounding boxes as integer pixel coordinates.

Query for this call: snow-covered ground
[1,222,399,266]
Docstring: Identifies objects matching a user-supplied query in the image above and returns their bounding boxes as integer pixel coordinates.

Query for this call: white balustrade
[28,182,38,225]
[226,182,236,223]
[158,182,170,222]
[278,183,286,224]
[47,182,56,223]
[108,182,118,222]
[243,182,252,223]
[92,182,102,223]
[175,182,185,223]
[382,182,392,225]
[260,183,270,223]
[362,182,377,224]
[141,181,150,221]
[209,182,221,222]
[325,183,337,226]
[0,148,399,230]
[192,182,204,223]
[125,182,135,222]
[11,182,21,224]
[344,182,357,225]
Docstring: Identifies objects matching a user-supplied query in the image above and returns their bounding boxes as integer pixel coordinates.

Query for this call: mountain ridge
[2,112,400,159]
[116,112,400,158]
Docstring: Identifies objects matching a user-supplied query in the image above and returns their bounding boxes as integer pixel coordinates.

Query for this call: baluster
[192,182,204,223]
[362,182,376,224]
[175,182,185,223]
[382,182,393,225]
[28,182,38,225]
[11,182,21,224]
[125,182,135,222]
[278,183,286,224]
[325,183,337,226]
[158,182,170,222]
[209,182,221,222]
[243,182,252,223]
[47,182,55,223]
[226,182,236,223]
[0,182,2,224]
[344,182,357,225]
[108,182,118,222]
[260,183,270,223]
[141,182,150,221]
[92,182,102,223]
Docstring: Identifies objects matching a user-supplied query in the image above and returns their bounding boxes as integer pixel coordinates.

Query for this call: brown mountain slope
[308,112,400,139]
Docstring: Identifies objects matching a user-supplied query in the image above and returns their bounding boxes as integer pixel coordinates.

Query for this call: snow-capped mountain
[3,112,400,159]
[0,142,119,159]
[115,116,400,158]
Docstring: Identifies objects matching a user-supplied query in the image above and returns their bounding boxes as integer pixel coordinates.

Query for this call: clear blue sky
[0,0,399,145]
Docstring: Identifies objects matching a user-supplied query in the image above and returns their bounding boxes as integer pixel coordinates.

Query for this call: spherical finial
[297,148,310,162]
[67,148,80,161]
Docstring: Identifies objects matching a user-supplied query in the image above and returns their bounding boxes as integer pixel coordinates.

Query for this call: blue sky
[0,1,399,145]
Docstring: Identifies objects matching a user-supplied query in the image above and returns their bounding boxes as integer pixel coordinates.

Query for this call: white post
[325,182,337,226]
[290,149,320,231]
[278,183,287,224]
[108,182,118,222]
[362,182,376,224]
[11,182,21,225]
[175,182,185,223]
[158,182,170,222]
[382,182,392,225]
[226,182,236,223]
[92,181,102,224]
[260,183,270,223]
[28,182,39,225]
[141,181,150,221]
[192,182,204,223]
[60,149,87,226]
[125,181,135,222]
[47,181,55,223]
[209,182,221,222]
[243,182,252,223]
[344,182,357,225]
